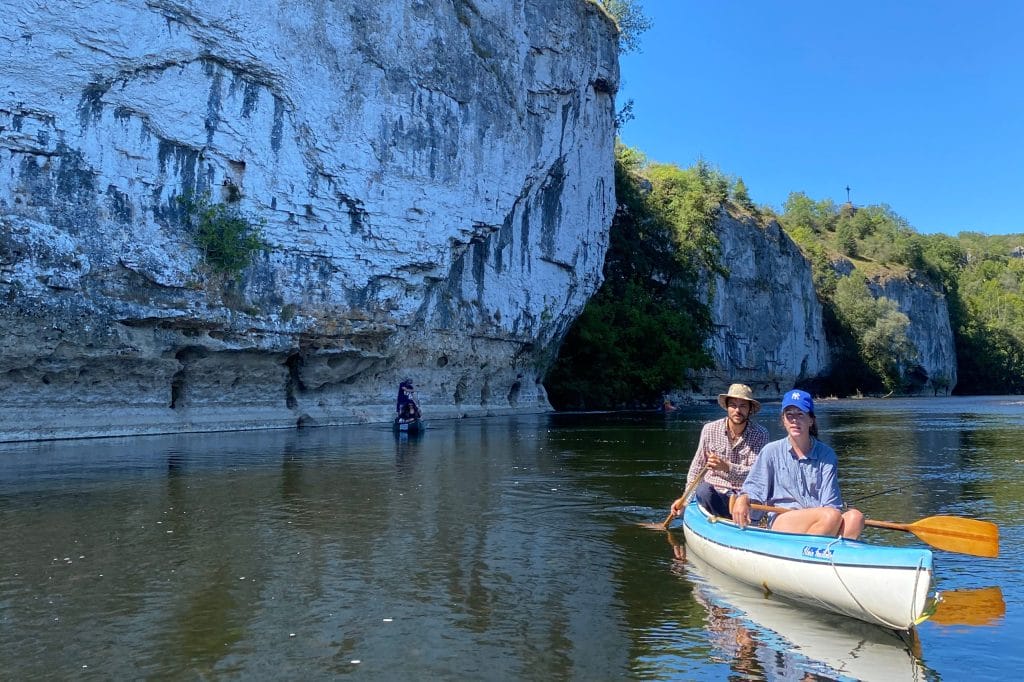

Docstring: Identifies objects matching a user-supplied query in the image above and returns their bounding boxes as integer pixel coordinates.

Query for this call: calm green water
[1,397,1021,680]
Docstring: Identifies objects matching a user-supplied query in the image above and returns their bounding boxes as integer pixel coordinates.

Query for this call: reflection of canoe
[682,500,934,630]
[685,551,927,682]
[393,418,425,434]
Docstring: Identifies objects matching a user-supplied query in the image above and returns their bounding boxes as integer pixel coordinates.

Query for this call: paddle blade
[639,522,668,531]
[907,516,1000,558]
[931,587,1005,626]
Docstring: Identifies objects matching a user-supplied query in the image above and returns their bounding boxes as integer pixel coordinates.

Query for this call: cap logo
[791,391,802,400]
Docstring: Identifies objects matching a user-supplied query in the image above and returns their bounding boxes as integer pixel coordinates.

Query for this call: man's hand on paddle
[669,495,687,518]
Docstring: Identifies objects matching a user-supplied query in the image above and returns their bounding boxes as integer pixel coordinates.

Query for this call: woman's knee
[820,507,843,528]
[841,508,865,538]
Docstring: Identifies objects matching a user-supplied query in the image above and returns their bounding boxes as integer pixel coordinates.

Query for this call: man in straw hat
[669,383,768,518]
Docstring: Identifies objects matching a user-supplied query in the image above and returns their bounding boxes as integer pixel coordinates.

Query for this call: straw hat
[717,383,761,414]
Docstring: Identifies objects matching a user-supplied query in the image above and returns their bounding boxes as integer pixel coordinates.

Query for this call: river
[1,396,1021,680]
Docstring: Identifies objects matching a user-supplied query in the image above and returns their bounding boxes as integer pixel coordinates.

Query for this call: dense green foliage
[781,194,927,274]
[831,273,917,392]
[544,147,728,409]
[179,192,266,277]
[952,235,1024,393]
[732,177,756,214]
[778,195,927,393]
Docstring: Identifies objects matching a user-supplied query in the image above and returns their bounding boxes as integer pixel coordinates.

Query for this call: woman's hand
[731,493,751,528]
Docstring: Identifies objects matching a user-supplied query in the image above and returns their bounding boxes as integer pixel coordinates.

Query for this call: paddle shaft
[744,502,999,558]
[662,464,710,529]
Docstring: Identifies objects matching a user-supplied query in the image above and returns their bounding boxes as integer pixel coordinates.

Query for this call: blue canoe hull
[682,500,934,630]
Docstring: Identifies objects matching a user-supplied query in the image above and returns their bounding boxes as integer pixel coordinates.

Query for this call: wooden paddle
[744,502,1000,558]
[661,464,710,529]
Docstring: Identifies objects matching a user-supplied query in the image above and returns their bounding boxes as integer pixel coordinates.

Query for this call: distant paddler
[396,379,422,423]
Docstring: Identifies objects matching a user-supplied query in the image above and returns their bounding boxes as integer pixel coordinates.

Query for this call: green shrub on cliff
[545,146,725,410]
[832,273,918,392]
[179,192,266,277]
[778,196,931,393]
[732,177,756,214]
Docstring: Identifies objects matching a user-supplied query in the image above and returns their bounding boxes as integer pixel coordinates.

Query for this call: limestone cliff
[0,0,619,441]
[866,273,957,395]
[678,209,830,402]
[678,207,958,402]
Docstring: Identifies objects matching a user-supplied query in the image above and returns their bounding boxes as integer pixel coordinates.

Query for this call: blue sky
[616,1,1024,236]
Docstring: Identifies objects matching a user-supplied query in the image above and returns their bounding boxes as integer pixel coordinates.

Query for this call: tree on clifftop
[593,0,652,53]
[732,177,756,214]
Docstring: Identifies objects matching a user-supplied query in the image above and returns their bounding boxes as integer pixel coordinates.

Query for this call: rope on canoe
[825,537,912,631]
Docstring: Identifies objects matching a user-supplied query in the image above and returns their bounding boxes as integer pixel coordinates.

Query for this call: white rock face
[679,211,830,402]
[0,0,619,441]
[867,274,957,395]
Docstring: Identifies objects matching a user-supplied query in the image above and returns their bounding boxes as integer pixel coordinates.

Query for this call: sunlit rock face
[866,274,957,395]
[0,0,618,441]
[677,210,830,403]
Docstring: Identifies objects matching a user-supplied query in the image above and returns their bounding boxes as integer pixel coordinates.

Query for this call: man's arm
[684,423,712,487]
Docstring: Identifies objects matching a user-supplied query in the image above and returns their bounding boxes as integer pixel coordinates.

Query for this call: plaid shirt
[685,417,769,493]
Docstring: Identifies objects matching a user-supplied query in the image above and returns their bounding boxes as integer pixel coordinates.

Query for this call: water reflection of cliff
[677,543,930,682]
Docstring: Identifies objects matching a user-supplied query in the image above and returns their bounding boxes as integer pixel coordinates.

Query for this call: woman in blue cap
[730,389,865,539]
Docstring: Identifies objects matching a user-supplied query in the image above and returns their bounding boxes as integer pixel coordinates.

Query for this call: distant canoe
[393,418,425,434]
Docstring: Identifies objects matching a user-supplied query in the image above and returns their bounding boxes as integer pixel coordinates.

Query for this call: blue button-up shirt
[739,436,844,510]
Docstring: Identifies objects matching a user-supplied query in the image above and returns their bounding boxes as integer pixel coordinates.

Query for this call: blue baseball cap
[781,389,814,414]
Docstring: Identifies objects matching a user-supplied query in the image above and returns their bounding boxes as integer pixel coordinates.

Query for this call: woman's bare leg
[770,507,843,536]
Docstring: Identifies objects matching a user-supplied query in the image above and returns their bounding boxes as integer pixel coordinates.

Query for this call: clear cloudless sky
[616,1,1024,235]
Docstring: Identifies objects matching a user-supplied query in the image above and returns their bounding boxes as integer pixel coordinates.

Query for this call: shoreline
[0,403,553,445]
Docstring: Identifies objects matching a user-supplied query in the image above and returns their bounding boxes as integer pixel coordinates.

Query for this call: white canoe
[682,500,935,631]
